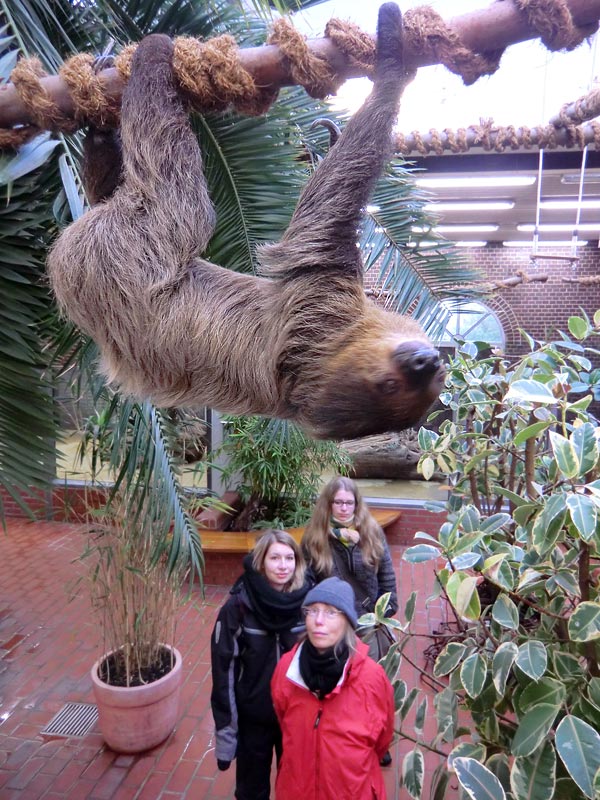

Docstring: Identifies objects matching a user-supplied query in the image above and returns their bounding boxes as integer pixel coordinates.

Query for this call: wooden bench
[199,508,401,553]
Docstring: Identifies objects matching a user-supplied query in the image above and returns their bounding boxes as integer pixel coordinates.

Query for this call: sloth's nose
[393,341,442,385]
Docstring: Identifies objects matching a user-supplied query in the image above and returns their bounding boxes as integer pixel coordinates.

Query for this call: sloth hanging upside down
[48,3,445,441]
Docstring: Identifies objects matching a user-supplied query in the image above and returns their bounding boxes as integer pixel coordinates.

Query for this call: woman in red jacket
[271,577,395,800]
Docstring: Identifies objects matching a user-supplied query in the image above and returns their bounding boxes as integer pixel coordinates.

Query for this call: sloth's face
[308,338,446,440]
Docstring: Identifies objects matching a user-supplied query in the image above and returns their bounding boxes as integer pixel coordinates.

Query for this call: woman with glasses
[302,476,398,646]
[210,529,312,800]
[271,577,394,799]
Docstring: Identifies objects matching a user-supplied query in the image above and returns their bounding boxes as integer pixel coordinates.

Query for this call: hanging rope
[531,147,545,263]
[0,0,597,149]
[570,145,588,257]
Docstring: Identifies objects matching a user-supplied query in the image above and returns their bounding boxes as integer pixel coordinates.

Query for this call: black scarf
[240,554,310,633]
[299,639,349,698]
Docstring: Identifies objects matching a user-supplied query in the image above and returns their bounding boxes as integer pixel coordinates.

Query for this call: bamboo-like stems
[87,497,183,687]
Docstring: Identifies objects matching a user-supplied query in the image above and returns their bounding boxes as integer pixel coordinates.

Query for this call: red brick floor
[0,519,451,799]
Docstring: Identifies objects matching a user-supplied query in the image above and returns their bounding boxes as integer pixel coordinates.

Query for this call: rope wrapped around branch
[563,274,600,284]
[490,270,549,288]
[514,0,598,50]
[396,118,600,155]
[443,271,550,294]
[1,0,597,149]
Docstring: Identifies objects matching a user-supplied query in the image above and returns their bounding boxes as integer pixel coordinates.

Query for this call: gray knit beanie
[303,577,358,628]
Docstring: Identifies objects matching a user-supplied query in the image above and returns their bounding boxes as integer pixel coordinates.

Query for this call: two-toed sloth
[48,3,445,440]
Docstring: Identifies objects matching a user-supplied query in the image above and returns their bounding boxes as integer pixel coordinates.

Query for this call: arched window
[438,299,505,349]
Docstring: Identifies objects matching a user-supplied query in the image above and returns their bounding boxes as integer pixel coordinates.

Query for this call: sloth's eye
[377,378,398,395]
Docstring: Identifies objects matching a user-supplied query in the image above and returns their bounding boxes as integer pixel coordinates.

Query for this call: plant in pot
[397,311,600,799]
[82,488,187,753]
[215,415,351,530]
[70,400,204,754]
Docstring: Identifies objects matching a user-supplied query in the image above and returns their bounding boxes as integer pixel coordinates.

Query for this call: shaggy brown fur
[48,3,445,440]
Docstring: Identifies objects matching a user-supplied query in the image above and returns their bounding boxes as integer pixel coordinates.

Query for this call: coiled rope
[395,115,600,156]
[0,0,596,150]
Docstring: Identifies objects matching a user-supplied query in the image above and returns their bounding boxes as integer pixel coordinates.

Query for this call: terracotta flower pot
[91,644,182,753]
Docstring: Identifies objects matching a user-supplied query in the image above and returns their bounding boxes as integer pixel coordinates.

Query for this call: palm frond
[1,0,86,64]
[244,0,331,16]
[0,143,60,507]
[361,161,483,333]
[84,0,269,46]
[77,395,203,580]
[115,402,203,580]
[202,88,331,270]
[0,10,97,513]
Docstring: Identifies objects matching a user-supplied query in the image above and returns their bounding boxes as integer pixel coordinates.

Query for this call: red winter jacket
[271,639,395,800]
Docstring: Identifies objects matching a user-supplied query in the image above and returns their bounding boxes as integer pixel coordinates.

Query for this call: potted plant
[81,488,187,753]
[215,415,351,530]
[396,311,600,799]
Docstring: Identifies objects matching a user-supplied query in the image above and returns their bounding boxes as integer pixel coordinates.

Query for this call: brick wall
[385,505,443,546]
[462,243,600,356]
[0,486,444,583]
[203,552,246,585]
[0,485,111,523]
[0,488,50,519]
[365,242,600,358]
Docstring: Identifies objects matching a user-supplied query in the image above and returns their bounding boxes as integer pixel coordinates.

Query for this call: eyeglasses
[302,606,343,619]
[332,500,355,507]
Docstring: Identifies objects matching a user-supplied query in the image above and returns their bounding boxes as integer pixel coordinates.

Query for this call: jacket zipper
[345,541,372,612]
[345,545,355,573]
[314,704,323,798]
[275,632,281,661]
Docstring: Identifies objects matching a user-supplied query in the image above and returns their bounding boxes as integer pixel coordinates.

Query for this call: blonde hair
[302,476,384,576]
[252,529,306,591]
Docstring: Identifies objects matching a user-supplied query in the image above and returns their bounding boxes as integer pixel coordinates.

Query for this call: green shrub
[396,311,600,799]
[215,416,351,529]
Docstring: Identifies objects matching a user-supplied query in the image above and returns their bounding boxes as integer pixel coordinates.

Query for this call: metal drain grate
[41,702,98,738]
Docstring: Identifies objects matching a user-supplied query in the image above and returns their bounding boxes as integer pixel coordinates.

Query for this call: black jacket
[210,564,311,762]
[303,529,398,618]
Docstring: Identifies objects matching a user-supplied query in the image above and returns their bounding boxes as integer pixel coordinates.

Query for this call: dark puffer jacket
[210,568,310,762]
[304,529,398,618]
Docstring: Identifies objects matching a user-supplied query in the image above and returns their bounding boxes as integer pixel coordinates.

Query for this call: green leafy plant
[215,415,351,529]
[392,310,600,799]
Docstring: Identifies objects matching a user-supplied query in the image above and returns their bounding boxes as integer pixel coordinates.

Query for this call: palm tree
[0,0,476,577]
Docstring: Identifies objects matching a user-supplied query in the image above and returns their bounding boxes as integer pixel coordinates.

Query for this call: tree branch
[1,0,599,130]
